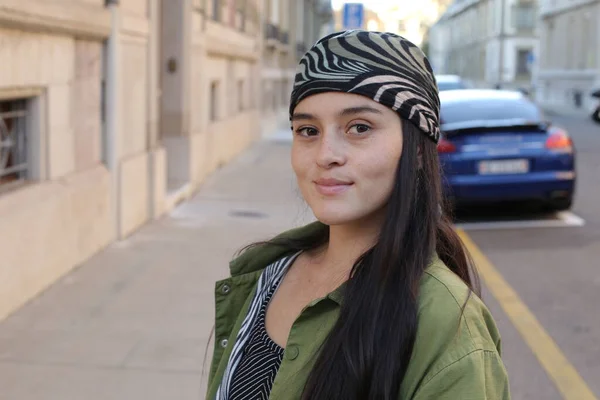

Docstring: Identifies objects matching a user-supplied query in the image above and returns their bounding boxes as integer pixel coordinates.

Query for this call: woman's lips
[314,179,353,196]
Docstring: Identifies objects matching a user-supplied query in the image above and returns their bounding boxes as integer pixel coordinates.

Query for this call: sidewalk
[540,103,590,119]
[0,137,311,400]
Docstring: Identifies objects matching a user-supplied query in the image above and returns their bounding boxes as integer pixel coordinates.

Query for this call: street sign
[526,51,534,72]
[342,3,364,30]
[526,51,534,66]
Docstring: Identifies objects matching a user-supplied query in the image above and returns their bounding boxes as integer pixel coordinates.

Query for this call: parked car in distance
[435,74,468,91]
[438,89,576,211]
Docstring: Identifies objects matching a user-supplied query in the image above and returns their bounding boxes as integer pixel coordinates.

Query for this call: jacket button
[221,284,231,295]
[220,339,229,348]
[285,345,299,360]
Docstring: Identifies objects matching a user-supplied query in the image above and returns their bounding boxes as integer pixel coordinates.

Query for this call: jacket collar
[228,221,444,305]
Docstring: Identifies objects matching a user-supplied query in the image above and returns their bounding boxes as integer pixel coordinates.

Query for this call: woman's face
[291,92,404,226]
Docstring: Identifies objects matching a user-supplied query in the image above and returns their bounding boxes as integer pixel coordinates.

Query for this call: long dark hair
[249,119,479,399]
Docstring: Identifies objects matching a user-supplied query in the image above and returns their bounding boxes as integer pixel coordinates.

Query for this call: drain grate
[229,209,269,219]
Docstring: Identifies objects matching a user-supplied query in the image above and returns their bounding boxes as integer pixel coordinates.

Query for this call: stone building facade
[0,0,332,321]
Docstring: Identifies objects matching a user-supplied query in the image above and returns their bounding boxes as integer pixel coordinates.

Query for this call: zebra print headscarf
[290,30,441,143]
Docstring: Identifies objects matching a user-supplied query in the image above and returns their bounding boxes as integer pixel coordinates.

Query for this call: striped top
[228,275,285,399]
[216,253,301,400]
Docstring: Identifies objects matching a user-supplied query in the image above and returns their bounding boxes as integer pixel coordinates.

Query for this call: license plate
[478,159,529,175]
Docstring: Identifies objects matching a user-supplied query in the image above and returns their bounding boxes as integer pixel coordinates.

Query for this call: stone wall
[0,20,111,321]
[0,0,270,322]
[0,1,113,321]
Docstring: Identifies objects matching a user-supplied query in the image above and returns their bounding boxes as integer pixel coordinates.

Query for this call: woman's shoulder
[417,258,501,353]
[402,258,509,399]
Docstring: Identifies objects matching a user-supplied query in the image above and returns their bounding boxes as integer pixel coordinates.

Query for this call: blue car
[438,90,576,211]
[436,74,468,91]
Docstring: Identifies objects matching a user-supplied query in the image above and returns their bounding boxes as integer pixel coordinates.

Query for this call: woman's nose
[315,129,346,169]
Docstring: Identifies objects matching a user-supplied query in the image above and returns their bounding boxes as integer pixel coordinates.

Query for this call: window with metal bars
[0,99,28,187]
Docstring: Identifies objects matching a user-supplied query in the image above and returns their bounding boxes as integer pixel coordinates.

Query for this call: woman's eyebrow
[339,106,383,117]
[291,112,316,121]
[291,106,382,121]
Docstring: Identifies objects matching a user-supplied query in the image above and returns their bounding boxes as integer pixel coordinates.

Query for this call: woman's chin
[312,208,363,226]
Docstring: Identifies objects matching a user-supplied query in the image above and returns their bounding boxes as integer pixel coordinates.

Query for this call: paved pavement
[0,139,312,400]
[0,113,598,399]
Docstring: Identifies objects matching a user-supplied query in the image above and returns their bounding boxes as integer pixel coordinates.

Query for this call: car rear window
[441,98,543,125]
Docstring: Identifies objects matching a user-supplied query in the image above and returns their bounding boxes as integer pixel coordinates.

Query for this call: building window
[210,81,220,121]
[512,3,536,32]
[195,0,208,30]
[0,99,28,189]
[212,0,221,21]
[238,80,245,112]
[398,20,406,33]
[581,13,593,69]
[516,49,532,76]
[248,71,255,109]
[262,80,270,112]
[480,48,486,80]
[567,16,575,69]
[544,20,554,68]
[272,81,279,110]
[237,0,247,31]
[281,79,288,106]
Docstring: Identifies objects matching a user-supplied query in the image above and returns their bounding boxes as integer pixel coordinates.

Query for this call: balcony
[264,22,280,49]
[316,0,334,18]
[265,23,279,40]
[296,41,307,58]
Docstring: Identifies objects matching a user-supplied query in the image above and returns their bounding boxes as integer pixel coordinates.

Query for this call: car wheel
[546,196,573,212]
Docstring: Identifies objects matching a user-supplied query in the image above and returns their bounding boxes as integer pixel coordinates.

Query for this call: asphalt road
[464,113,600,399]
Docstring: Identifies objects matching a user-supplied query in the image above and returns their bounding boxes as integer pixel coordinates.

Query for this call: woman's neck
[309,216,383,281]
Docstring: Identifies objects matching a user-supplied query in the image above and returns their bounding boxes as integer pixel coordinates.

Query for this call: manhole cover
[229,210,269,219]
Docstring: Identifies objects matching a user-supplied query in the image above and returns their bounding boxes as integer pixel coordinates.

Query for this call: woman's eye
[348,124,371,135]
[296,127,319,137]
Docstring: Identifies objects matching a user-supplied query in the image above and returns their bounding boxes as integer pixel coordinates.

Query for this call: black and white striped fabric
[289,30,441,143]
[215,252,301,400]
[228,275,285,399]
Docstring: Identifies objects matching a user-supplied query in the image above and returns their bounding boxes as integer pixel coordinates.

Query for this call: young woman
[206,30,510,400]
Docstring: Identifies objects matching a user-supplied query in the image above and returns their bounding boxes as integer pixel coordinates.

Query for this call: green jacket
[206,222,510,399]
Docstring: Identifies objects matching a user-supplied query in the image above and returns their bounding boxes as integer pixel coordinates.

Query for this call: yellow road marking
[457,229,598,400]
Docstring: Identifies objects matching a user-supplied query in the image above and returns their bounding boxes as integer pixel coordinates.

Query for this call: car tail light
[437,138,457,153]
[546,129,573,151]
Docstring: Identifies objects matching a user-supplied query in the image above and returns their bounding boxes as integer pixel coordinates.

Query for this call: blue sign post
[526,51,535,71]
[342,3,365,30]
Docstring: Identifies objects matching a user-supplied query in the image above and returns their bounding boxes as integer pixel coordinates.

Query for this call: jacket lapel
[207,221,327,399]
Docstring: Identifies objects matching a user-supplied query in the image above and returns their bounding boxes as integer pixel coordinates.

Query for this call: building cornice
[439,0,485,22]
[540,0,599,18]
[120,13,150,39]
[205,20,260,62]
[0,0,111,40]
